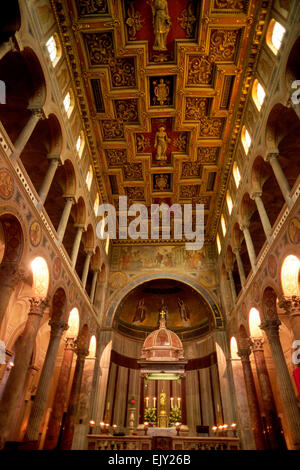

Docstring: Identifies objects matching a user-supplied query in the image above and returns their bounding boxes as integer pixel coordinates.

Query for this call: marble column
[230,358,256,449]
[89,335,101,424]
[0,263,26,329]
[60,345,89,450]
[233,247,246,287]
[279,296,300,342]
[227,268,237,303]
[43,337,74,450]
[71,226,84,268]
[240,223,257,272]
[24,319,68,442]
[0,297,48,449]
[90,270,99,304]
[56,197,74,241]
[266,153,292,208]
[251,337,285,449]
[38,155,60,206]
[251,191,272,241]
[12,108,45,159]
[81,251,93,290]
[260,319,300,449]
[238,347,265,449]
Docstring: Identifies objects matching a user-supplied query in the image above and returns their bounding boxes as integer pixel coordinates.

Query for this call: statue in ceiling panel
[154,125,170,161]
[149,0,171,51]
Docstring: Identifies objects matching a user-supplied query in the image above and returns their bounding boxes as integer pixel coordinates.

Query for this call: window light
[252,79,266,111]
[221,214,227,237]
[216,234,221,254]
[266,19,286,55]
[241,126,251,155]
[233,162,241,188]
[226,191,233,215]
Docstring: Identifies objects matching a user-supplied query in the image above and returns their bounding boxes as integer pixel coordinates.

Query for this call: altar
[137,301,188,433]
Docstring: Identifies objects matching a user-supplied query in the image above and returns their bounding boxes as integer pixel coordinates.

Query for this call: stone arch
[237,324,250,350]
[91,246,101,271]
[262,287,279,322]
[0,213,23,266]
[75,197,86,226]
[104,272,224,329]
[251,156,285,227]
[241,192,266,259]
[51,287,67,322]
[63,159,76,197]
[0,47,46,142]
[77,323,90,352]
[83,224,95,251]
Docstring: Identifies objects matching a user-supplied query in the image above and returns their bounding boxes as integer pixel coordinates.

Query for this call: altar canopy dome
[141,311,184,361]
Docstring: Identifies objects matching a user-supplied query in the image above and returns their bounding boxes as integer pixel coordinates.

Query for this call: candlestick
[170,397,174,409]
[145,396,149,408]
[153,397,157,408]
[178,397,181,409]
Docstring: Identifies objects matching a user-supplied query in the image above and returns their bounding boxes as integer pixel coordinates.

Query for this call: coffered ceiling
[51,0,269,246]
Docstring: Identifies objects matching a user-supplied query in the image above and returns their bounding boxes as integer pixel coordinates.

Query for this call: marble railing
[87,434,240,450]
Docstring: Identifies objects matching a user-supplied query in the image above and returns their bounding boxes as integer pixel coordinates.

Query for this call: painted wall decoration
[29,221,42,247]
[111,245,206,272]
[0,169,14,199]
[53,257,62,280]
[115,279,211,333]
[267,254,277,278]
[288,217,300,244]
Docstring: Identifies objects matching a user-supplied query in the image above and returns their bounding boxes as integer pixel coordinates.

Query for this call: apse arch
[105,272,223,330]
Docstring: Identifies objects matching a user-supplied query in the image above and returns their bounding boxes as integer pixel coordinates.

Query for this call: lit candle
[170,397,174,409]
[145,396,149,408]
[153,397,157,408]
[178,397,181,409]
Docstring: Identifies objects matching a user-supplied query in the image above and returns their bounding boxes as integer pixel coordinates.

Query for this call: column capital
[74,224,85,231]
[265,152,279,163]
[65,336,76,350]
[239,222,250,232]
[237,347,251,362]
[75,345,89,360]
[63,195,75,203]
[28,297,49,317]
[250,191,262,200]
[49,319,69,338]
[29,107,46,120]
[232,246,240,255]
[251,337,264,352]
[47,154,61,163]
[260,319,281,339]
[0,263,28,288]
[279,295,300,315]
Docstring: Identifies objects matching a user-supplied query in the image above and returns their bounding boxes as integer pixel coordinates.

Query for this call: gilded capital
[251,337,264,352]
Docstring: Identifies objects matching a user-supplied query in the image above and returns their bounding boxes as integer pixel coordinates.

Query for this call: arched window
[31,257,49,299]
[86,165,93,191]
[233,162,241,188]
[63,89,74,118]
[249,307,262,338]
[76,131,85,158]
[94,193,99,217]
[216,233,221,254]
[281,255,300,296]
[266,19,286,55]
[221,214,226,237]
[226,191,233,215]
[252,79,266,111]
[67,307,80,338]
[46,34,61,67]
[230,337,239,360]
[241,125,251,155]
[88,335,97,358]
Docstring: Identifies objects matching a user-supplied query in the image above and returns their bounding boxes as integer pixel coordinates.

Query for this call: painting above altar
[114,279,212,339]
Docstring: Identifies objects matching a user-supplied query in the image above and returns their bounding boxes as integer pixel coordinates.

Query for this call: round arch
[104,272,223,329]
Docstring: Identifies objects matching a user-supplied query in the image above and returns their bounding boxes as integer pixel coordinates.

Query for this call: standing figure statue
[133,298,146,324]
[154,126,170,161]
[150,0,171,51]
[177,297,190,322]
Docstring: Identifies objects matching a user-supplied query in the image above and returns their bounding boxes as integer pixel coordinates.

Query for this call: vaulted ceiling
[52,0,269,247]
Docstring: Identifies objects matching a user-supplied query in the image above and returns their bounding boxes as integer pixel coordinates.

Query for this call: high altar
[137,302,188,434]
